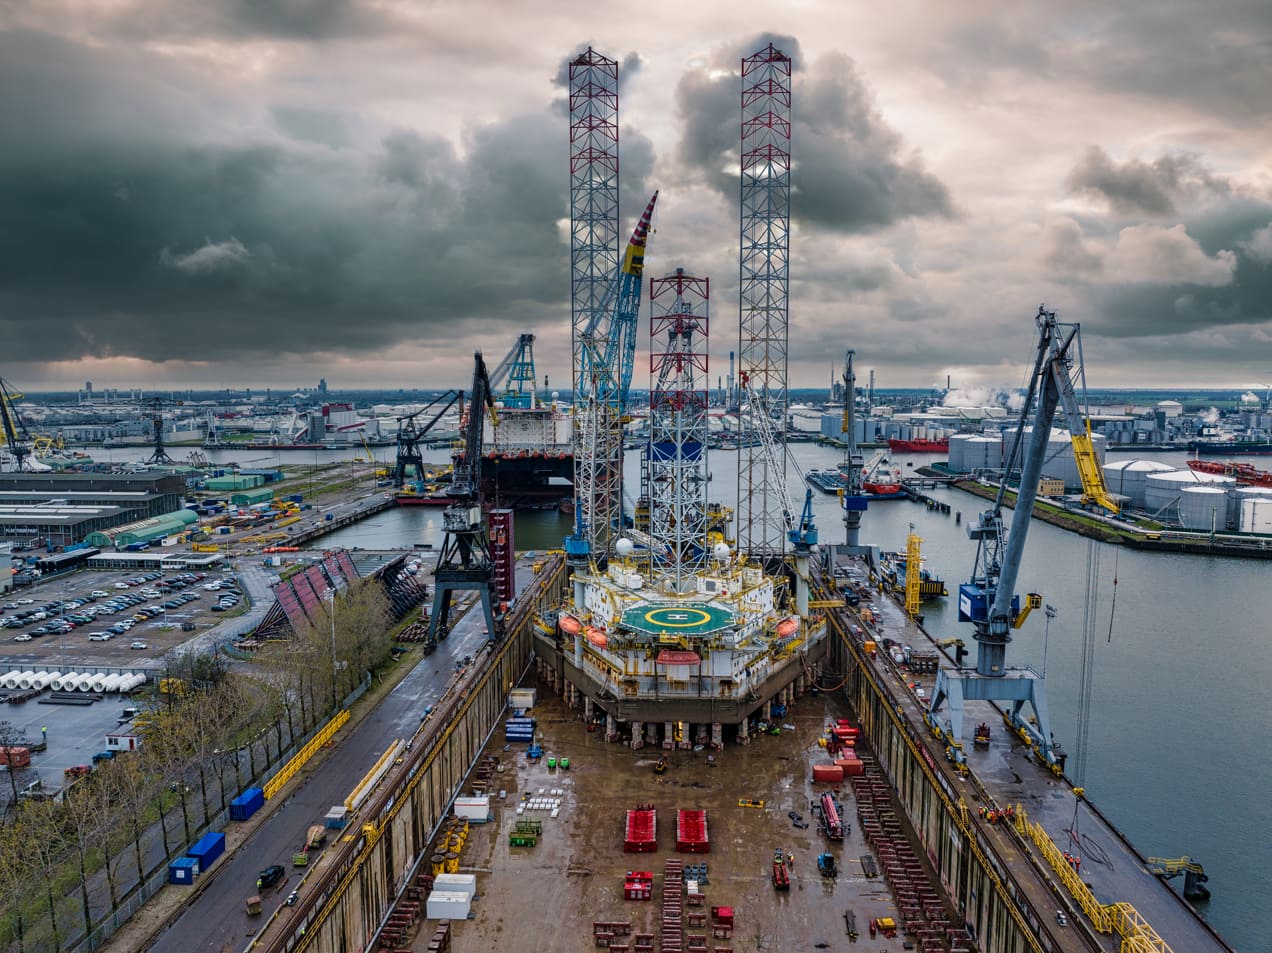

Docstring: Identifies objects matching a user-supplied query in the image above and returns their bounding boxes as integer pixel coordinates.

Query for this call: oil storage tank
[1144,470,1234,521]
[1236,487,1272,534]
[1178,487,1228,530]
[1101,459,1175,508]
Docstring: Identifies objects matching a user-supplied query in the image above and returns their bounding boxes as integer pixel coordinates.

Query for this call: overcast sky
[1,1,1270,393]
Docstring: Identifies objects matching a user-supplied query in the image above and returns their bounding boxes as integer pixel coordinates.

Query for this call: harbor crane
[392,391,461,490]
[566,192,658,567]
[428,353,499,647]
[488,333,538,407]
[143,397,178,466]
[927,306,1100,776]
[0,377,35,471]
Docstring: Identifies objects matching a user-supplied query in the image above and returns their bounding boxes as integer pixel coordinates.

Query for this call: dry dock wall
[268,555,567,953]
[823,597,1053,953]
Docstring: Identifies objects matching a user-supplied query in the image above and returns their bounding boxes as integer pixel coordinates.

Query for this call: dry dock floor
[433,688,927,953]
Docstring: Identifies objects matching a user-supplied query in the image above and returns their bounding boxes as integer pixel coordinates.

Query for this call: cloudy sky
[1,1,1270,393]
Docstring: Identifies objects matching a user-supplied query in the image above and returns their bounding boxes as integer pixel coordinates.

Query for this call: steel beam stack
[737,43,792,560]
[645,270,710,588]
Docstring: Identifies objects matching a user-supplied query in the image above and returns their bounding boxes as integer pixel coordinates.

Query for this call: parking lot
[0,567,245,668]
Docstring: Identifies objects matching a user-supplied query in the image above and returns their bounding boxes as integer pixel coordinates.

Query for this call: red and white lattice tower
[738,43,792,560]
[646,269,710,592]
[568,49,620,397]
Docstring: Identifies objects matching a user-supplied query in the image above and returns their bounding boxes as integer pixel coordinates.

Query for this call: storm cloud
[1,3,1270,389]
[674,38,952,233]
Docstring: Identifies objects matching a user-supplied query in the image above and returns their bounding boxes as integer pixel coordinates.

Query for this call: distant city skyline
[1,4,1269,392]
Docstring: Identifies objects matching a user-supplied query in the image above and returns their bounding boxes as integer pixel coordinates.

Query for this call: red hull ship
[887,437,949,453]
[1187,459,1272,488]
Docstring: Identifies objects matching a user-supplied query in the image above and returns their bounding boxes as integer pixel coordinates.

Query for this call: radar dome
[712,542,731,562]
[615,538,635,557]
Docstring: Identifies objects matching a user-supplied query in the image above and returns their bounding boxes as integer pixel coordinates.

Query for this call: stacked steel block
[852,756,968,952]
[661,858,684,952]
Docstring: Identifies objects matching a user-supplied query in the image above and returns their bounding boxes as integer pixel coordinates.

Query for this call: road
[148,591,495,953]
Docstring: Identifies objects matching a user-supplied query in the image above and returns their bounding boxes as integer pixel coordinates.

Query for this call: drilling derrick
[738,42,792,561]
[645,269,710,593]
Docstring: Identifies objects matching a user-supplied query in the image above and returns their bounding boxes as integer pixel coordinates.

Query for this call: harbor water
[198,442,1265,950]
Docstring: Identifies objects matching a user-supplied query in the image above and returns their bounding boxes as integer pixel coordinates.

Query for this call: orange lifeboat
[584,626,608,649]
[775,616,800,638]
[559,614,582,636]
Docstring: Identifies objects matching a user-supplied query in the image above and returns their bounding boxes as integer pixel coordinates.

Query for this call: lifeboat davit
[584,626,608,649]
[559,614,582,636]
[775,616,800,638]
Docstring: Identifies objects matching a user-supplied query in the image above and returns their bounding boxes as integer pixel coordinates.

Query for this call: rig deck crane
[427,353,499,648]
[567,192,658,568]
[926,306,1099,776]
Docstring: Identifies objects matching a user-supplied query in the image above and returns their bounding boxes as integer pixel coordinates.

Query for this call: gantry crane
[428,353,499,647]
[393,391,461,491]
[566,192,658,567]
[926,306,1099,776]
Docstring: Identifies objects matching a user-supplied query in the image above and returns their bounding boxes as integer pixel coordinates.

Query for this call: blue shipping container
[186,831,226,868]
[168,856,199,884]
[229,787,265,821]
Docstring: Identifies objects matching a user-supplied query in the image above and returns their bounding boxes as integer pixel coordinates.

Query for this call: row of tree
[0,581,393,953]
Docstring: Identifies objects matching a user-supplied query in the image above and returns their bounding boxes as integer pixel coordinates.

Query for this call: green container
[560,758,570,770]
[546,757,557,769]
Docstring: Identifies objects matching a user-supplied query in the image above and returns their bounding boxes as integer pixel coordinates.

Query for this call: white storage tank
[101,674,124,693]
[14,671,37,690]
[123,673,147,691]
[947,434,973,472]
[1101,459,1176,508]
[1239,494,1272,534]
[49,674,67,691]
[1178,487,1228,530]
[30,671,54,690]
[90,673,111,693]
[1002,427,1107,490]
[0,670,22,690]
[1144,470,1234,518]
[75,673,95,692]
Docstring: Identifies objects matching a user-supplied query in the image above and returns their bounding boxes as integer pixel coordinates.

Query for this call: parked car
[13,634,32,642]
[129,641,149,650]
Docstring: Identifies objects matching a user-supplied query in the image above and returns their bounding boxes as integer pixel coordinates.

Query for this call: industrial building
[83,509,199,549]
[0,472,187,550]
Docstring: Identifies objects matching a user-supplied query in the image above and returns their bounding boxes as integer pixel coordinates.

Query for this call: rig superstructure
[539,43,826,751]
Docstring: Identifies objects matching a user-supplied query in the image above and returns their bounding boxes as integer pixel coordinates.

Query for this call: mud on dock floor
[432,687,941,953]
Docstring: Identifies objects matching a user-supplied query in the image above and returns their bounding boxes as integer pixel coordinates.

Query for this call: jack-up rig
[534,43,828,751]
[925,306,1116,774]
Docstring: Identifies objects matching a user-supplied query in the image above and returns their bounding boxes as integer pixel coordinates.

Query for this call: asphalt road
[148,592,495,953]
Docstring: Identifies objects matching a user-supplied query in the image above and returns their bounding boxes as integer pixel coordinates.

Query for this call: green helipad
[621,602,736,637]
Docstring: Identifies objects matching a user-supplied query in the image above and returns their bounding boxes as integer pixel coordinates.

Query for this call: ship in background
[887,436,949,453]
[471,334,574,509]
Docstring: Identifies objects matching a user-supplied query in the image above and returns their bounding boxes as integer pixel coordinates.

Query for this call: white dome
[614,538,634,557]
[712,542,731,562]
